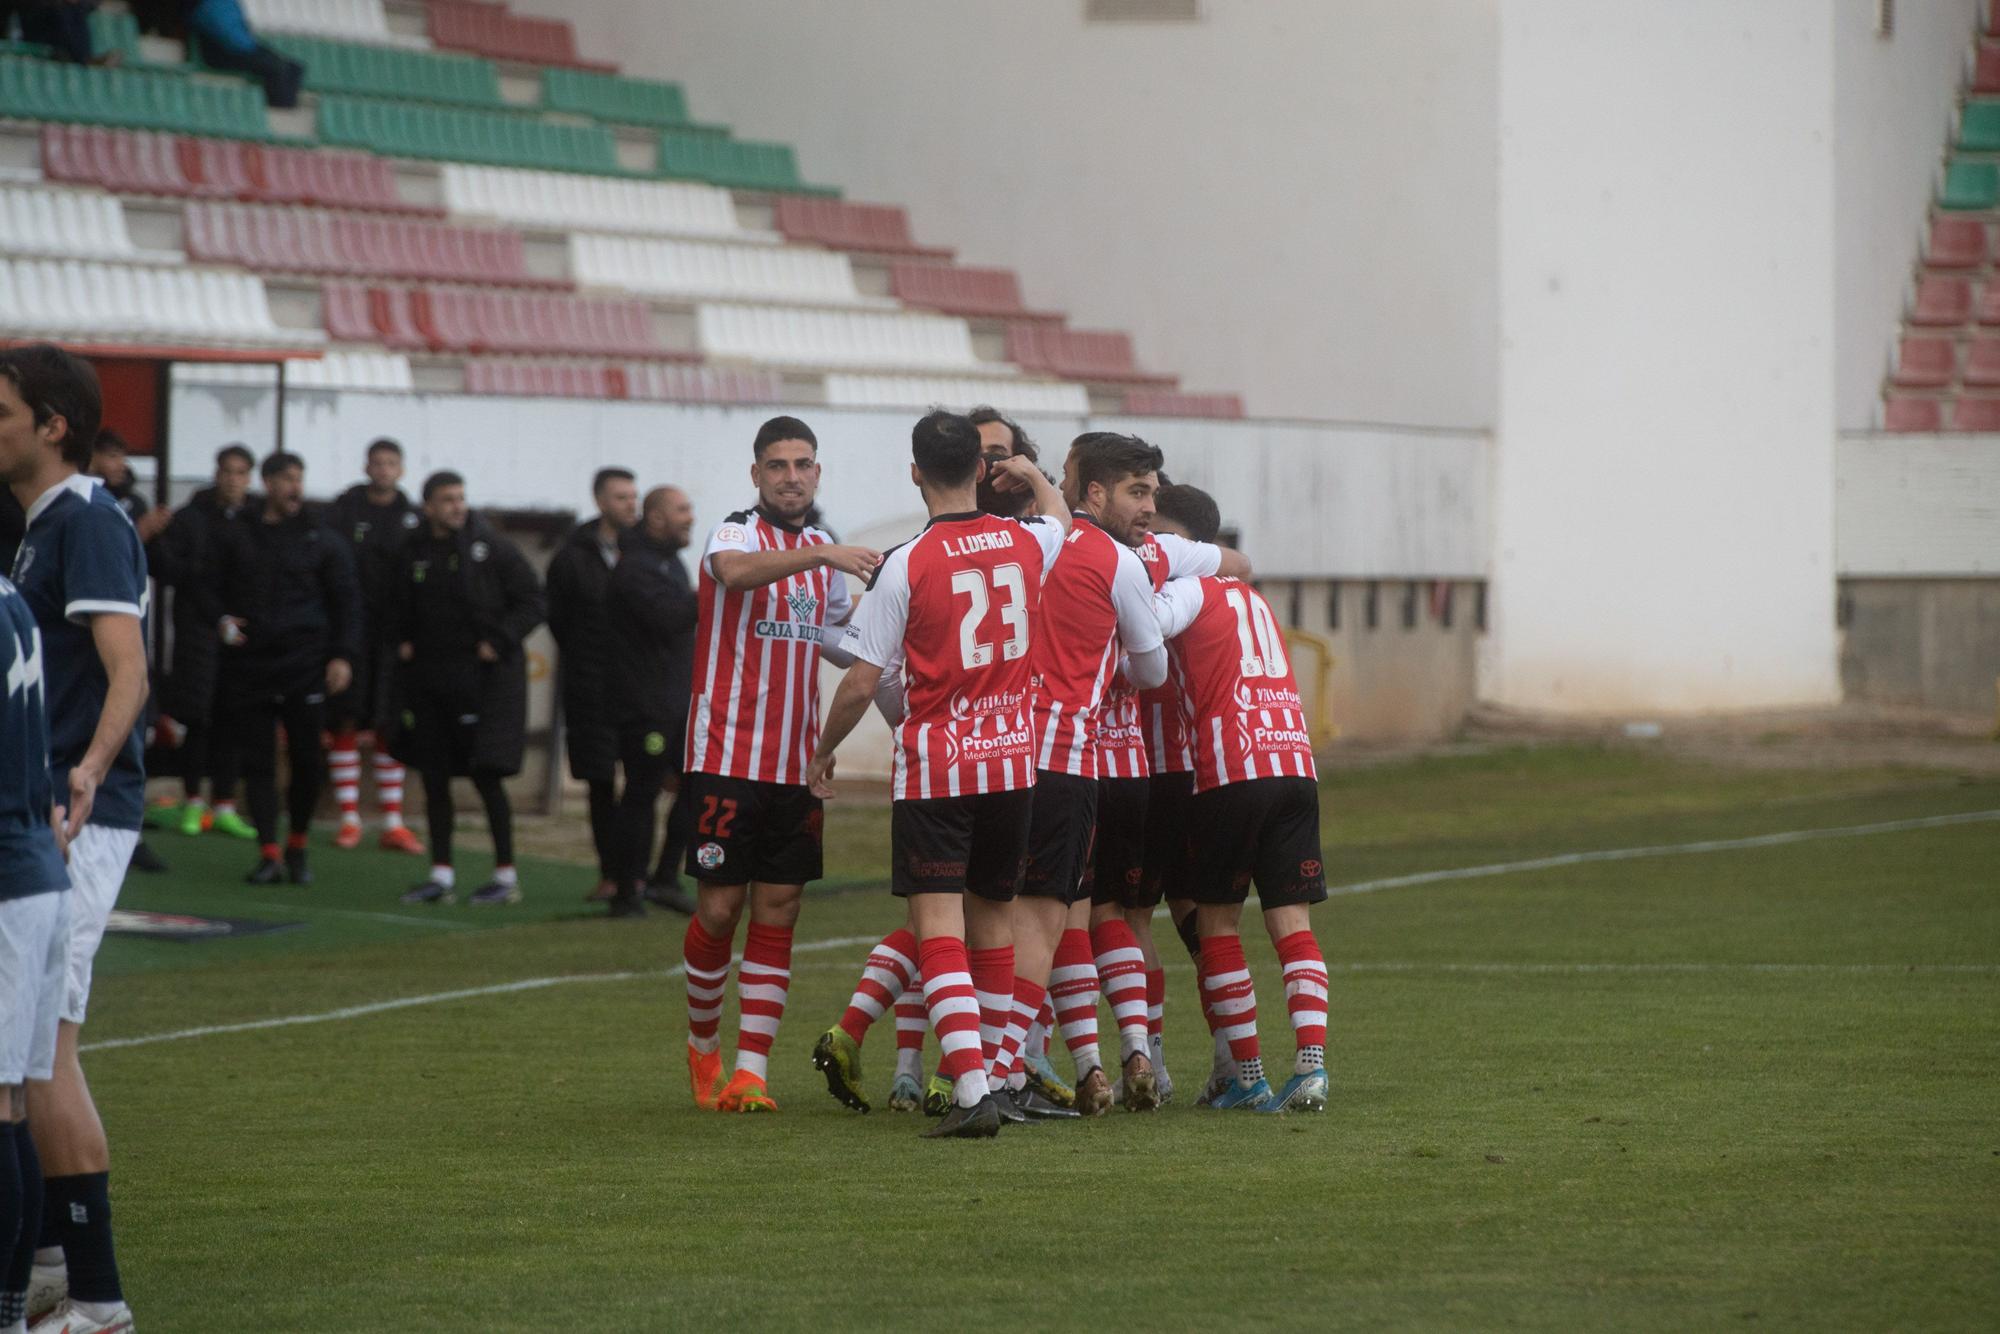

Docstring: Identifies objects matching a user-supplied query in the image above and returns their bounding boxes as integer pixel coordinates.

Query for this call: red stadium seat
[1881,396,1943,432]
[179,138,258,199]
[1910,275,1974,327]
[371,287,431,349]
[888,263,1037,317]
[771,197,948,256]
[1962,336,2000,387]
[1977,44,2000,94]
[427,0,611,70]
[1889,336,1956,389]
[322,283,377,341]
[1926,217,1988,269]
[1949,395,2000,430]
[1975,281,2000,326]
[1121,390,1247,418]
[1004,323,1175,384]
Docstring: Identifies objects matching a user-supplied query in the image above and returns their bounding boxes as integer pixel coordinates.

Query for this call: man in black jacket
[391,472,546,907]
[147,444,258,842]
[323,438,424,857]
[604,485,698,918]
[545,466,638,904]
[216,453,362,886]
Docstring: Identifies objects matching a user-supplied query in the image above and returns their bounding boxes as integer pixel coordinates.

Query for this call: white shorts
[63,824,136,1026]
[0,891,69,1084]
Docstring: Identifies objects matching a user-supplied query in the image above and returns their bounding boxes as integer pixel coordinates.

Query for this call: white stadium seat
[568,234,865,305]
[172,351,414,391]
[0,185,143,262]
[822,374,1091,415]
[0,257,322,348]
[240,0,397,44]
[440,165,746,240]
[696,302,980,371]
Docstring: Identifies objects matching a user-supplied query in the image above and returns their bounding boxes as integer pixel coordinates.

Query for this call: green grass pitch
[86,746,1999,1330]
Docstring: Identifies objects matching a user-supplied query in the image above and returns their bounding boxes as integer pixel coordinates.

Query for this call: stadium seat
[318,94,621,173]
[1881,396,1944,432]
[0,256,317,346]
[1925,216,1989,268]
[87,9,143,65]
[427,1,610,70]
[1976,43,2000,95]
[464,359,619,399]
[0,55,271,139]
[568,234,860,304]
[695,303,980,370]
[439,164,744,238]
[179,136,258,198]
[240,0,395,45]
[822,374,1090,415]
[187,202,537,285]
[1119,389,1247,418]
[542,68,689,127]
[0,185,139,262]
[622,362,785,404]
[772,198,946,256]
[1890,336,1956,389]
[1949,395,2000,430]
[888,264,1045,319]
[173,349,415,391]
[37,126,421,213]
[325,283,661,356]
[257,33,503,106]
[1976,282,2000,327]
[1004,324,1173,384]
[1960,100,2000,153]
[658,128,832,195]
[1940,160,2000,210]
[1962,335,2000,387]
[1909,275,1974,327]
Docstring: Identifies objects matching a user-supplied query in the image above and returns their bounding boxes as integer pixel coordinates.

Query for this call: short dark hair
[92,429,129,457]
[422,470,465,501]
[1071,432,1164,498]
[0,343,102,469]
[910,409,982,488]
[366,436,403,460]
[216,444,254,471]
[592,466,636,496]
[260,451,305,480]
[968,406,1038,464]
[1155,483,1222,543]
[753,415,817,460]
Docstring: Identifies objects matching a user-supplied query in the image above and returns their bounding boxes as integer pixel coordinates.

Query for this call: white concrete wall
[1837,433,2000,574]
[514,0,1500,429]
[1834,0,1980,431]
[1485,1,1841,712]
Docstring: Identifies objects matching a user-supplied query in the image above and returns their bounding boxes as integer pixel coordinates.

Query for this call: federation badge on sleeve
[716,524,747,544]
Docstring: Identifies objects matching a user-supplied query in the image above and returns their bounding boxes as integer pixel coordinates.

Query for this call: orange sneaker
[332,822,363,850]
[687,1044,725,1110]
[716,1069,778,1113]
[378,826,425,856]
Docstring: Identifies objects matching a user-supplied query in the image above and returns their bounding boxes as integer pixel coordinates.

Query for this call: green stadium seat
[1960,101,2000,153]
[256,33,501,107]
[542,67,688,127]
[0,56,270,139]
[1942,160,2000,210]
[316,94,620,174]
[656,128,835,195]
[87,10,143,65]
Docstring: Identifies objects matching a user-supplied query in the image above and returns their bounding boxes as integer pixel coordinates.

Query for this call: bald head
[643,485,695,549]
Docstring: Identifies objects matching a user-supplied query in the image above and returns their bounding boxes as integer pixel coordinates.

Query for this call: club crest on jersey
[471,540,490,562]
[696,842,725,870]
[755,585,823,643]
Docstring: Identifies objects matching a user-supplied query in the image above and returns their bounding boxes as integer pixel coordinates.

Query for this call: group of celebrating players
[670,408,1330,1138]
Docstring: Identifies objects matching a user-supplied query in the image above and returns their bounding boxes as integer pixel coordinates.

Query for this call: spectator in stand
[0,1,111,66]
[546,468,639,905]
[146,444,257,844]
[185,0,303,109]
[604,486,699,919]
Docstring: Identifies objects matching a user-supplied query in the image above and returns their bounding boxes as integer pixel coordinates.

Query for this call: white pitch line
[81,933,884,1054]
[1148,959,2000,976]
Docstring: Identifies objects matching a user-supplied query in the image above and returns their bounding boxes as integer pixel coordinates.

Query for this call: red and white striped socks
[893,980,928,1080]
[329,731,361,828]
[1002,977,1044,1089]
[836,928,918,1046]
[1145,965,1166,1042]
[374,750,405,830]
[1277,929,1329,1074]
[919,938,986,1109]
[970,945,1015,1091]
[1050,927,1102,1077]
[683,918,731,1056]
[1090,920,1151,1063]
[734,923,793,1081]
[1199,934,1263,1087]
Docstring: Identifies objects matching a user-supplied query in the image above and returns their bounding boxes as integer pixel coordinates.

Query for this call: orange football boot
[716,1069,778,1113]
[688,1044,725,1110]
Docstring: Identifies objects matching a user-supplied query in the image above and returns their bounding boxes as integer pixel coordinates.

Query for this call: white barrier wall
[1485,0,1841,713]
[1837,434,2000,575]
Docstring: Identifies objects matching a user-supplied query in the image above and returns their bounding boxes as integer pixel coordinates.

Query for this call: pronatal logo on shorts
[697,842,725,870]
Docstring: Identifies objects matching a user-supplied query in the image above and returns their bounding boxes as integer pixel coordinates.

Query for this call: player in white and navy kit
[0,345,142,1334]
[678,416,882,1116]
[808,410,1069,1138]
[0,577,68,1334]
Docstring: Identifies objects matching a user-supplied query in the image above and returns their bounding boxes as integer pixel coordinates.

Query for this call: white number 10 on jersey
[952,563,1029,669]
[1226,587,1289,679]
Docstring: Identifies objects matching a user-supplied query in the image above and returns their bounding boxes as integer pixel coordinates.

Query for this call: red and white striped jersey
[1095,532,1222,779]
[852,511,1065,800]
[1139,644,1196,775]
[1029,515,1165,780]
[686,507,854,784]
[1154,576,1318,793]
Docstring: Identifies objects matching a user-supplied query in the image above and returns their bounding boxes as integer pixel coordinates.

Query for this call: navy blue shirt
[10,476,149,833]
[0,577,67,900]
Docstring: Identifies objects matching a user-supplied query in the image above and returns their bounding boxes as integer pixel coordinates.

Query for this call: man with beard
[602,486,698,919]
[392,473,545,906]
[215,453,361,886]
[324,438,424,856]
[546,467,640,905]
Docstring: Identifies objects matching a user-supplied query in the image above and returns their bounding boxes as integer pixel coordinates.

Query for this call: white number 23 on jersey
[951,563,1029,669]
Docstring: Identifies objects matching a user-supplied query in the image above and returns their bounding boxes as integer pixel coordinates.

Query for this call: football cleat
[1209,1077,1274,1111]
[1024,1050,1075,1108]
[1013,1086,1081,1119]
[810,1028,869,1113]
[467,880,522,906]
[399,879,454,905]
[991,1088,1034,1126]
[1120,1050,1161,1112]
[687,1044,724,1110]
[36,1302,135,1334]
[378,826,425,856]
[26,1260,64,1325]
[1263,1068,1329,1114]
[920,1094,1001,1140]
[244,858,284,886]
[716,1070,778,1113]
[886,1073,924,1113]
[1074,1066,1113,1117]
[1151,1035,1175,1106]
[211,808,257,841]
[284,847,312,885]
[332,821,363,851]
[923,1073,954,1117]
[175,803,210,837]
